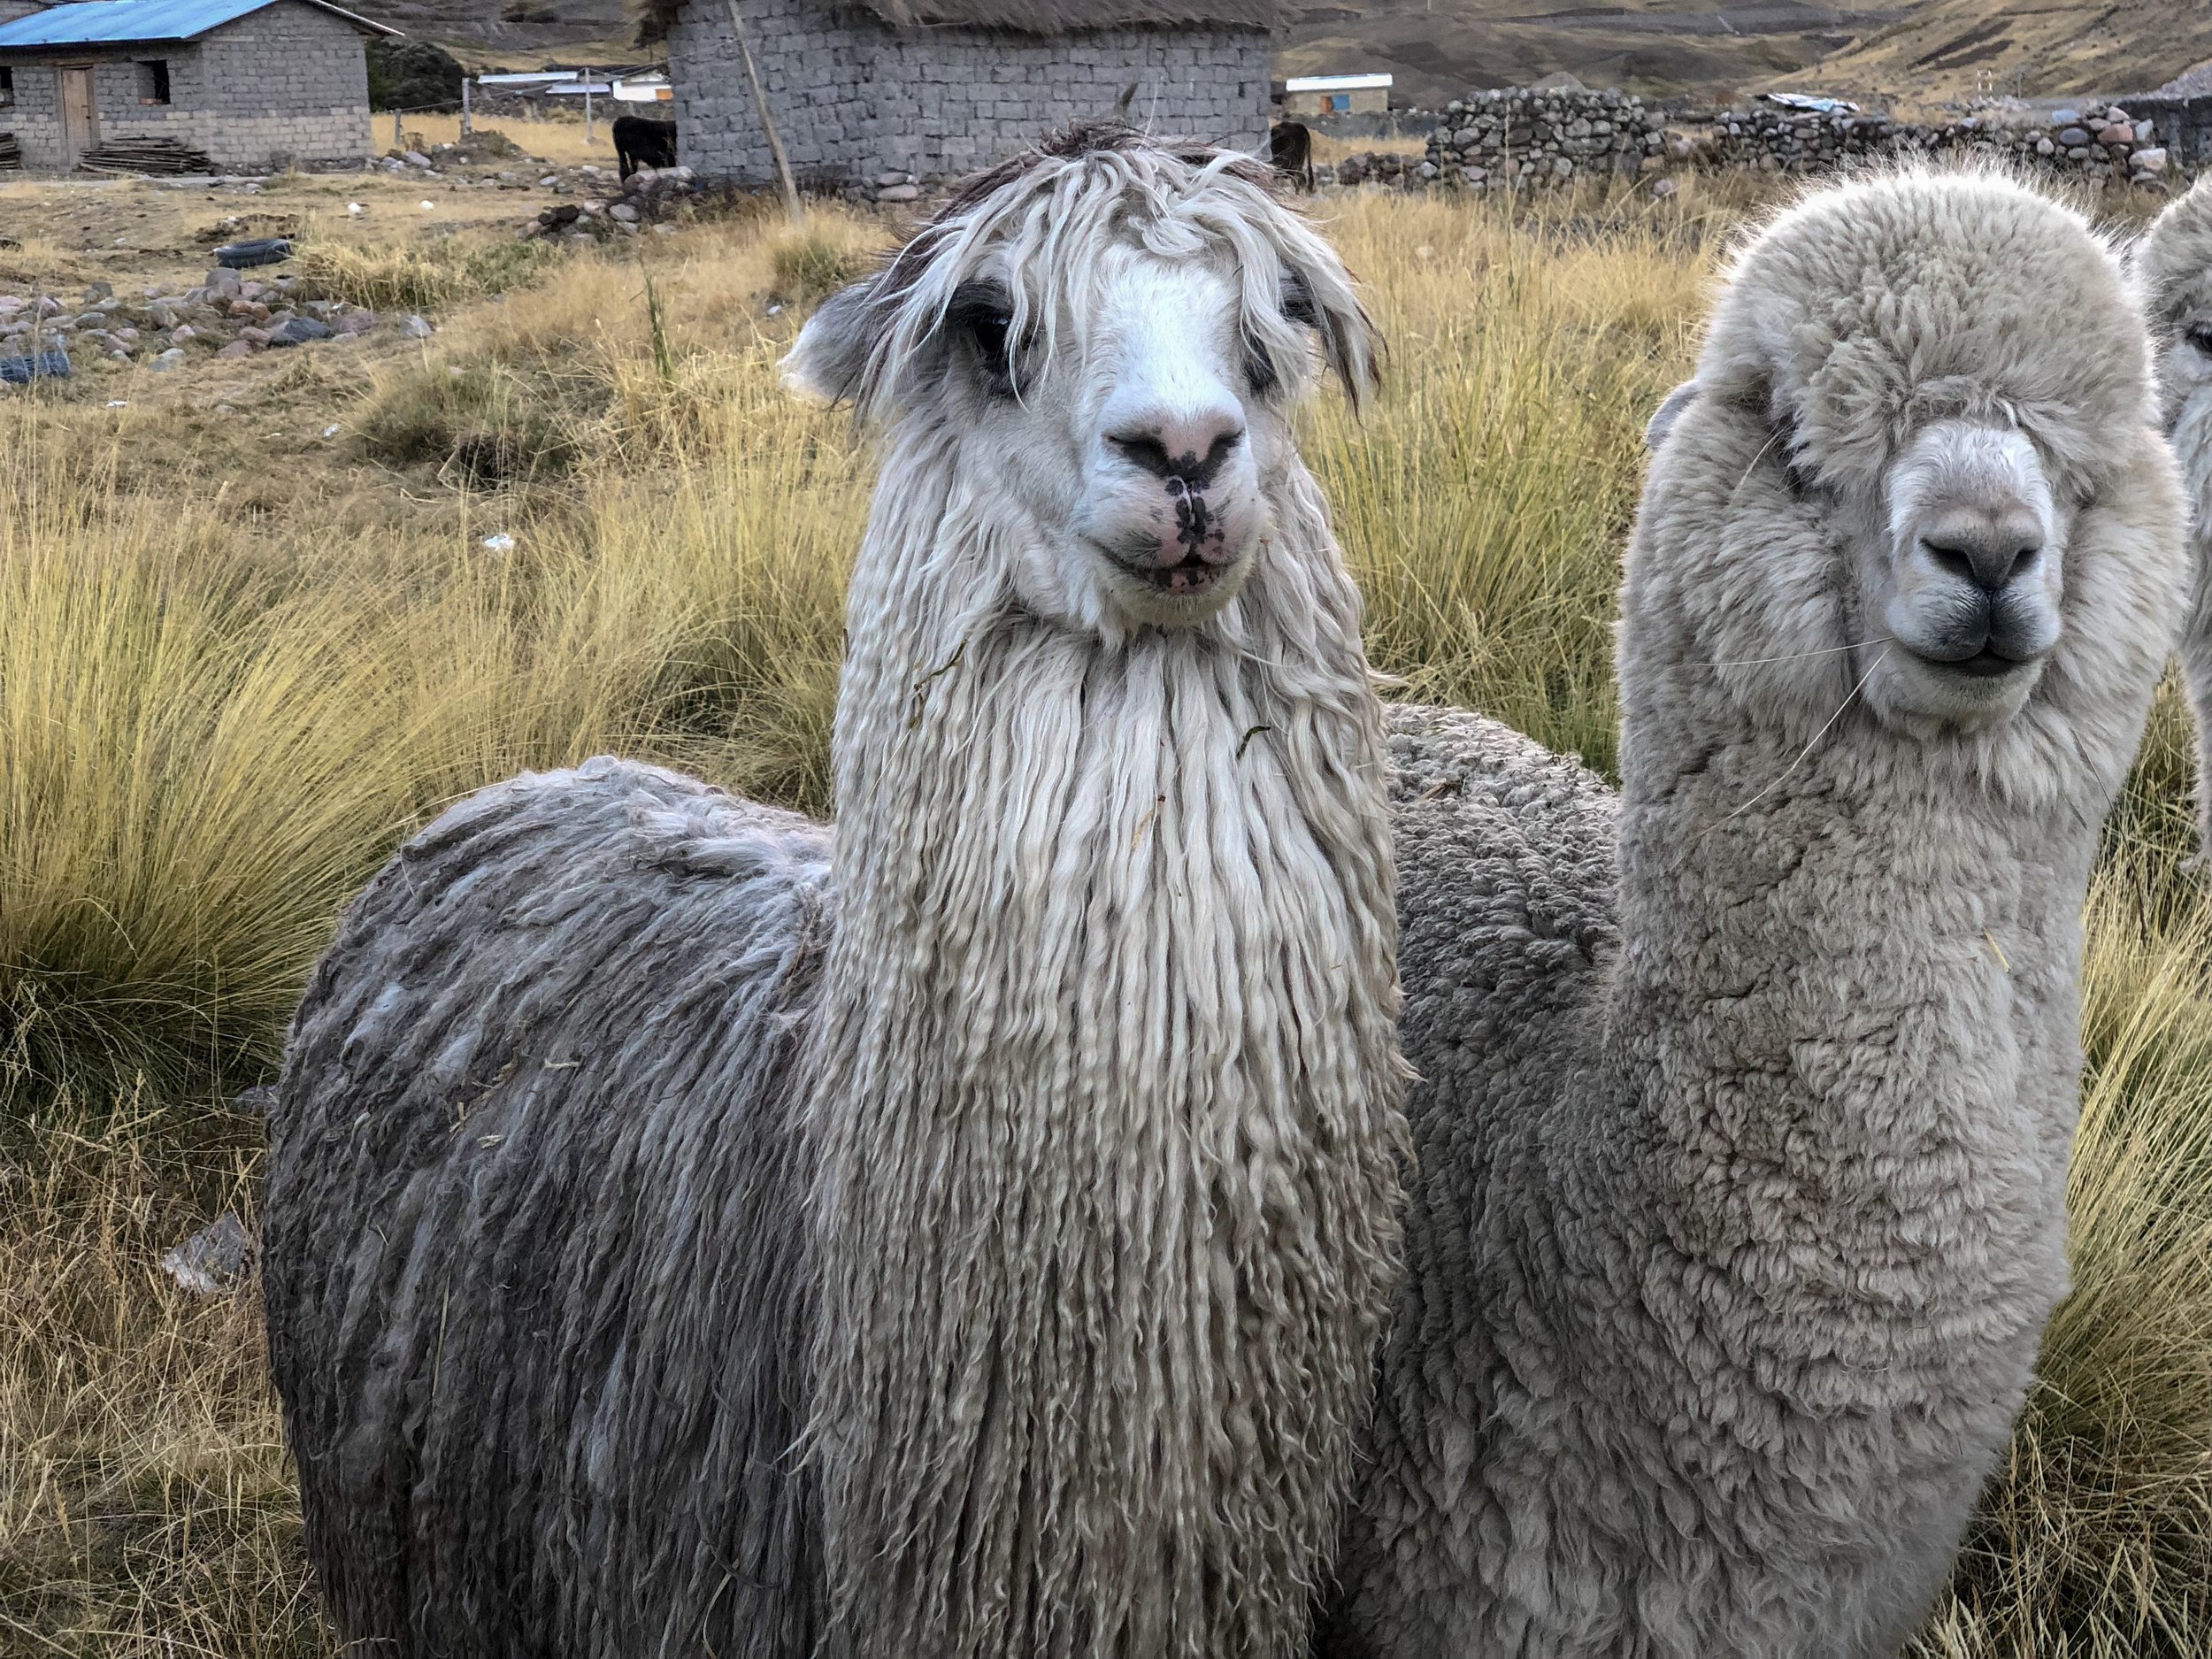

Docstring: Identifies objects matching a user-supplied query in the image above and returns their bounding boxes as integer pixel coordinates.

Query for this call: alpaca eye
[946,281,1019,396]
[970,311,1012,367]
[2188,322,2212,358]
[1244,328,1281,396]
[1281,273,1321,332]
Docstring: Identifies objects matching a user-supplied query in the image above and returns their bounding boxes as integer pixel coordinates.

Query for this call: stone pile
[1409,88,2179,194]
[1332,150,1424,187]
[0,267,421,382]
[1688,99,2168,188]
[1424,88,1671,188]
[519,163,701,242]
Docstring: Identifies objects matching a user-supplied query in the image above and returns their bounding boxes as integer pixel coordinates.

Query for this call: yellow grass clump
[2,180,2209,1656]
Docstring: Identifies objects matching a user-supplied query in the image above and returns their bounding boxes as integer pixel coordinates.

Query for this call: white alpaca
[1316,170,2188,1658]
[263,127,1406,1659]
[2131,173,2212,862]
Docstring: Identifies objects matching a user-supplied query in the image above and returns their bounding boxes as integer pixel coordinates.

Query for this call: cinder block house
[0,0,396,173]
[636,0,1274,193]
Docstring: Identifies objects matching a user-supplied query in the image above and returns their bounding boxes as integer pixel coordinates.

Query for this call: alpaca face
[781,125,1379,639]
[992,244,1279,629]
[1863,420,2066,726]
[2154,305,2212,434]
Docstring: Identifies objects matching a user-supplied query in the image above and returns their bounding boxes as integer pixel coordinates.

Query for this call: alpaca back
[265,761,832,1656]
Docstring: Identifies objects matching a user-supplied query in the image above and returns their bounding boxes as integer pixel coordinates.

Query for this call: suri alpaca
[2130,173,2212,861]
[262,126,1409,1659]
[1315,170,2188,1658]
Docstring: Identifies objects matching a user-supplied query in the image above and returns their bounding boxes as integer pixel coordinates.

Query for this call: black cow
[1270,122,1314,192]
[613,115,678,179]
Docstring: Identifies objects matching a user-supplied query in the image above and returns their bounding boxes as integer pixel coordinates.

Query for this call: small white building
[1281,71,1389,117]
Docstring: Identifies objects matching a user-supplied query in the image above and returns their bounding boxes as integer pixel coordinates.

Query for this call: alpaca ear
[1645,380,1699,449]
[782,278,882,405]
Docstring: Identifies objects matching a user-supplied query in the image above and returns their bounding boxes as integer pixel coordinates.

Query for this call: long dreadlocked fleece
[263,126,1407,1659]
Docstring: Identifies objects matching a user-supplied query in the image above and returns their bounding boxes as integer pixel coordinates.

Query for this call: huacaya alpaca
[1319,169,2188,1659]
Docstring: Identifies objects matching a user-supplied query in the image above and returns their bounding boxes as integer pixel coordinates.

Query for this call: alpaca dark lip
[1091,539,1240,598]
[1137,554,1225,595]
[1921,646,2033,679]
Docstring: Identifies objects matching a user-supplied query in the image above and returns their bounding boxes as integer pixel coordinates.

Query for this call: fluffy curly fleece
[1317,169,2188,1658]
[2131,174,2212,859]
[263,127,1407,1659]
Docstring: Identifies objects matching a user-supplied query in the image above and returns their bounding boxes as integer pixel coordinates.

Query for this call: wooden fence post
[725,0,802,221]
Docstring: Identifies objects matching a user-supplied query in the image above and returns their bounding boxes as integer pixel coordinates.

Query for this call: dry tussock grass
[1,1098,318,1656]
[1,181,2208,1655]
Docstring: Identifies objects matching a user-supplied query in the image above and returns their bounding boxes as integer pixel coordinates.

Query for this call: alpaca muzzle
[1890,507,2060,679]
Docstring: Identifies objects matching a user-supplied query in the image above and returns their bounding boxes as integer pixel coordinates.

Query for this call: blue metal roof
[0,0,398,49]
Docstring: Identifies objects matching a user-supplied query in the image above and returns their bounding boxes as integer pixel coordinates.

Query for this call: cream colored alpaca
[263,126,1407,1659]
[2131,173,2212,863]
[1323,169,2187,1659]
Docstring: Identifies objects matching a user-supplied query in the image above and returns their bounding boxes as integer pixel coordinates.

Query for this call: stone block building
[0,0,396,172]
[635,0,1274,193]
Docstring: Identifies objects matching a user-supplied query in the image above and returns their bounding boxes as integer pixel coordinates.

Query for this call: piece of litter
[322,423,341,437]
[159,1212,253,1296]
[349,202,364,214]
[766,303,782,315]
[482,534,517,553]
[420,200,437,211]
[106,399,127,408]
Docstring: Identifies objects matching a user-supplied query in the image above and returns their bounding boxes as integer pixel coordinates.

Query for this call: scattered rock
[397,313,434,339]
[149,348,187,371]
[214,338,255,358]
[267,315,334,347]
[159,1212,253,1296]
[232,1083,280,1115]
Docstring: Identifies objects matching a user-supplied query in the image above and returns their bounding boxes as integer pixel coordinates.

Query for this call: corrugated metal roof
[0,0,397,49]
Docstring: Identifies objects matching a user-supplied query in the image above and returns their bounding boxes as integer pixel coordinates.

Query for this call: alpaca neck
[1584,615,2102,1403]
[803,424,1405,1659]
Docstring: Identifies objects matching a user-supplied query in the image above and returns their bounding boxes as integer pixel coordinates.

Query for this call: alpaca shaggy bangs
[848,127,1378,416]
[1704,162,2147,499]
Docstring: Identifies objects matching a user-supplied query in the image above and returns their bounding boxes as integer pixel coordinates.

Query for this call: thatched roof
[636,0,1274,48]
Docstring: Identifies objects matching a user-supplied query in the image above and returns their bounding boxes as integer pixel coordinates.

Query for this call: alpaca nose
[1914,500,2046,595]
[1919,533,2039,594]
[1105,406,1247,491]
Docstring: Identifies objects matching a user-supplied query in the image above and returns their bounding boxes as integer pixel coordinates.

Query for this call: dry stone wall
[1410,87,1668,189]
[1396,86,2184,193]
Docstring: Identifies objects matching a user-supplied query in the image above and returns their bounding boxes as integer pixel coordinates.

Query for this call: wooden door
[58,66,99,167]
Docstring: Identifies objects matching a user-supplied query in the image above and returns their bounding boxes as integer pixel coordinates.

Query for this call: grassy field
[3,179,2209,1655]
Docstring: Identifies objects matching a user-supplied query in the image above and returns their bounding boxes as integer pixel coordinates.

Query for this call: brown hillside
[1276,1,1903,106]
[353,0,2211,106]
[1771,0,2212,105]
